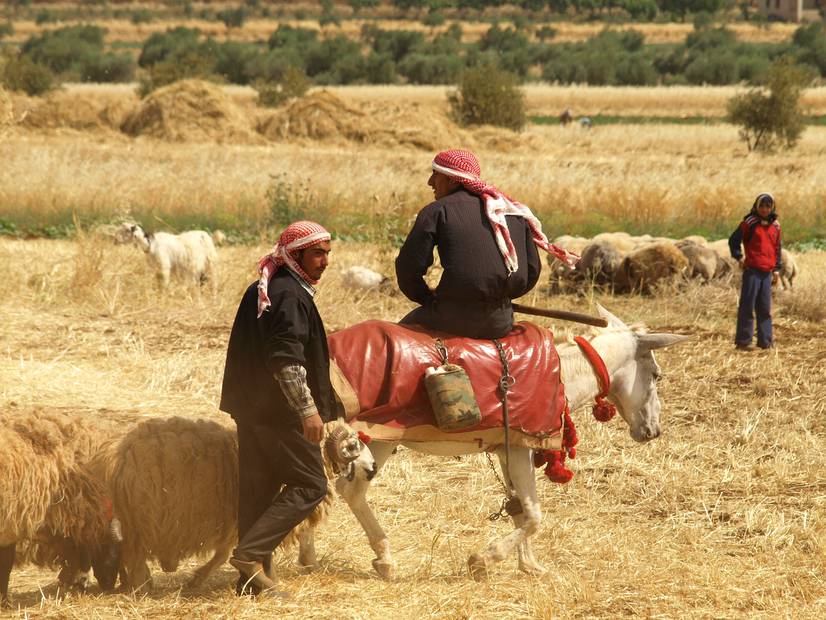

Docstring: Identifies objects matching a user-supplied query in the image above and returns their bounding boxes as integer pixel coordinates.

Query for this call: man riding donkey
[396,148,579,338]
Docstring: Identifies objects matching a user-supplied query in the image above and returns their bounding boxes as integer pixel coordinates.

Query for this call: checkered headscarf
[432,149,579,272]
[257,221,331,318]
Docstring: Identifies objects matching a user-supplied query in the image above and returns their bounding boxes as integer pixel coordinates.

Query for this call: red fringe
[357,431,372,444]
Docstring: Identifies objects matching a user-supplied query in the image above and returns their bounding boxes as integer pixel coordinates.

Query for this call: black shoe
[735,343,756,351]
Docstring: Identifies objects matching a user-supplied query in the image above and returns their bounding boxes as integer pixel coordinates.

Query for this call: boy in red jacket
[728,193,781,351]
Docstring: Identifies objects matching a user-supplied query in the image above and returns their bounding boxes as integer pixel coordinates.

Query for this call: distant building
[755,0,822,23]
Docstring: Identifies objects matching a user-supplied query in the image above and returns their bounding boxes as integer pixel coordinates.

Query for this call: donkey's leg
[498,452,547,575]
[297,527,320,571]
[335,441,398,580]
[468,448,542,580]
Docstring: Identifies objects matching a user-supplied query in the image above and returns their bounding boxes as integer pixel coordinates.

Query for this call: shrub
[727,56,807,152]
[137,51,215,97]
[217,6,247,29]
[78,51,135,83]
[0,22,14,40]
[21,25,108,75]
[448,64,526,131]
[1,54,55,95]
[398,52,463,84]
[254,67,310,107]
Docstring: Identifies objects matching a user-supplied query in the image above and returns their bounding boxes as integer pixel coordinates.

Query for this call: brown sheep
[0,409,120,606]
[614,242,689,294]
[576,241,625,285]
[87,416,375,593]
[675,239,719,282]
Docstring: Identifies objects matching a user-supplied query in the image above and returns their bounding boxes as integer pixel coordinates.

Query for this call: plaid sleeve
[273,363,317,419]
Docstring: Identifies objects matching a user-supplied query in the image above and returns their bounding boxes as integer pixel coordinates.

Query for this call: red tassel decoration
[357,431,372,444]
[591,397,617,422]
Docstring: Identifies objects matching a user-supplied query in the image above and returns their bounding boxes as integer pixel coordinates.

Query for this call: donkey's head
[596,305,690,443]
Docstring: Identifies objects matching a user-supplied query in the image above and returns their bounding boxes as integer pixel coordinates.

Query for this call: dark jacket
[219,269,336,427]
[729,214,782,273]
[395,188,541,338]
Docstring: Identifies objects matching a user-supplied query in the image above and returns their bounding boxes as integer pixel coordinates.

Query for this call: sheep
[114,223,217,290]
[779,248,799,290]
[591,231,636,254]
[551,234,589,256]
[342,265,396,295]
[575,241,624,286]
[675,239,719,282]
[613,241,689,294]
[86,416,375,593]
[0,410,121,606]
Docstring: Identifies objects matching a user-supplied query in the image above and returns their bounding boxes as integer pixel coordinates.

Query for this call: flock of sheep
[548,232,798,294]
[0,410,372,604]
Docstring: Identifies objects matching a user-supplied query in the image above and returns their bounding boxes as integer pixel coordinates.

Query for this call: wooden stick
[512,303,609,328]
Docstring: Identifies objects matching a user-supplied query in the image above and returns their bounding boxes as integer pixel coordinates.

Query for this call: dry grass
[3,16,800,46]
[3,94,826,238]
[1,234,825,618]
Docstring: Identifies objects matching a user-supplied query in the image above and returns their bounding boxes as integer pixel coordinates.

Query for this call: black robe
[219,269,336,428]
[395,187,541,339]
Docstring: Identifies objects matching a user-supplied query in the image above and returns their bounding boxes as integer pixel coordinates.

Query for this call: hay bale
[21,90,135,133]
[258,90,374,142]
[121,79,263,144]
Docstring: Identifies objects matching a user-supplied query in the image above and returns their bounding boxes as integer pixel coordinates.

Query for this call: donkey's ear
[638,333,692,351]
[596,304,627,329]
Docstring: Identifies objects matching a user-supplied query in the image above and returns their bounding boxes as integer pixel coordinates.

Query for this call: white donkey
[300,305,689,580]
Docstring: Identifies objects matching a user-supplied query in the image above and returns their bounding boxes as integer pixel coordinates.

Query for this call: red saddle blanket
[328,320,566,442]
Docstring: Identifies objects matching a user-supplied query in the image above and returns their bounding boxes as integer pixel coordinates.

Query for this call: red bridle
[573,336,617,422]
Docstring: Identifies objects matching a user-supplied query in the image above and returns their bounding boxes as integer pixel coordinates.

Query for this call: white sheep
[590,232,636,254]
[342,265,396,295]
[114,223,217,290]
[86,416,375,593]
[211,229,227,246]
[675,239,719,282]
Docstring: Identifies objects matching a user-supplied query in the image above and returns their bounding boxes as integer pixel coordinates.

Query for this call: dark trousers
[235,421,327,561]
[736,268,773,348]
[400,298,514,339]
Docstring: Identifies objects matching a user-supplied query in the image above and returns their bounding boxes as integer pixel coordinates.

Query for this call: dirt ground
[1,236,825,619]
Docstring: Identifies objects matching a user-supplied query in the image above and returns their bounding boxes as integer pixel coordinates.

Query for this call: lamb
[211,229,227,246]
[114,223,218,290]
[86,416,375,593]
[779,248,799,290]
[613,241,689,294]
[675,239,719,282]
[0,410,121,606]
[342,265,396,295]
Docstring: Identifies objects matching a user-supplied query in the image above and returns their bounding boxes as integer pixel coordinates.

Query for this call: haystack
[365,101,466,151]
[257,90,375,143]
[121,79,263,144]
[21,89,135,133]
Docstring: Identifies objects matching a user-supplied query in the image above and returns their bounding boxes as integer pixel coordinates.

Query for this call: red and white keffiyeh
[257,220,331,318]
[431,149,579,272]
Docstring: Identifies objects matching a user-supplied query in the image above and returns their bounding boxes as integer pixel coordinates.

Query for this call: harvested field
[1,236,825,618]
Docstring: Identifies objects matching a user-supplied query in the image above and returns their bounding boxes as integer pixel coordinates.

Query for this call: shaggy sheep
[779,248,799,290]
[342,266,396,295]
[114,223,217,290]
[551,234,589,256]
[614,242,689,294]
[0,410,120,606]
[576,241,624,285]
[87,416,375,593]
[675,239,719,282]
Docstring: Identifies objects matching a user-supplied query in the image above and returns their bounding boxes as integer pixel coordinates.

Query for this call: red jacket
[728,215,782,273]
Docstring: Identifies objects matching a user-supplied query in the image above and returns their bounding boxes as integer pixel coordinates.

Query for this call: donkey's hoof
[518,561,548,576]
[467,553,488,581]
[298,562,321,574]
[372,558,394,580]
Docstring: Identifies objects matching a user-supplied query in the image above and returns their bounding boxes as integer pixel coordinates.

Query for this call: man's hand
[302,412,324,443]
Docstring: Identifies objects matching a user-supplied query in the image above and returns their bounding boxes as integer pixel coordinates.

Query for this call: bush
[0,22,14,40]
[137,51,215,97]
[727,56,807,152]
[448,64,526,131]
[78,51,135,83]
[254,67,310,107]
[1,54,55,95]
[398,52,463,84]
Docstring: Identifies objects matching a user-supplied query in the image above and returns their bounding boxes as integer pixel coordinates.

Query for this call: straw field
[2,232,826,619]
[2,83,826,242]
